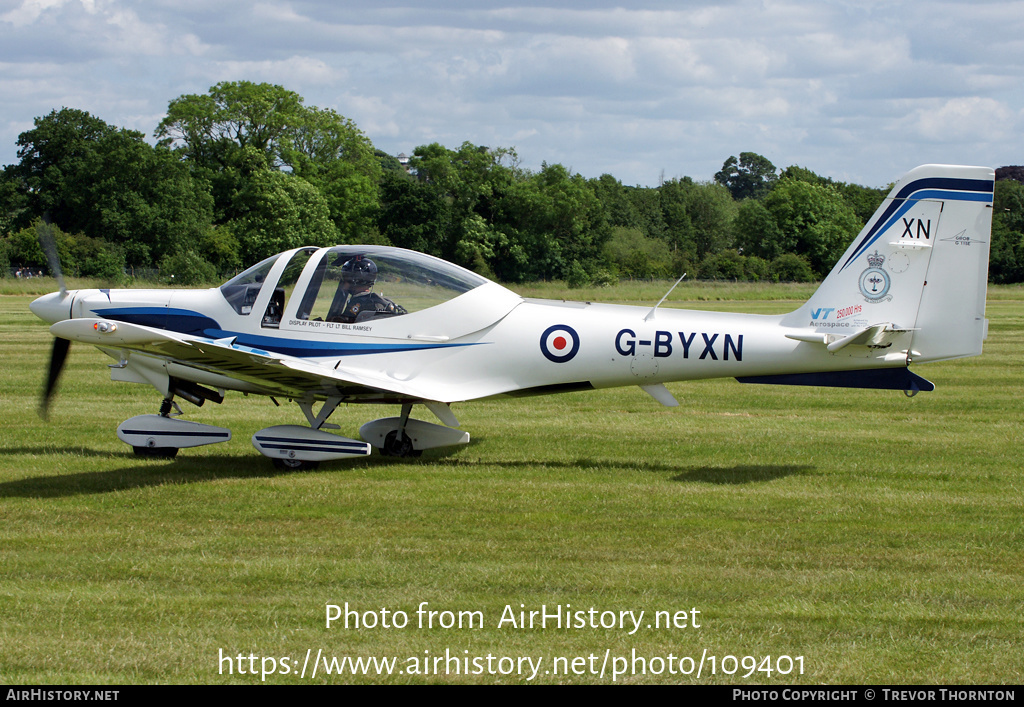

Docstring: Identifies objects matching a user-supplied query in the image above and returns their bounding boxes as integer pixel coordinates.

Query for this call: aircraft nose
[30,291,74,324]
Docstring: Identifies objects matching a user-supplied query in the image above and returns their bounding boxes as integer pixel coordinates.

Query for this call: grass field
[1,281,1021,684]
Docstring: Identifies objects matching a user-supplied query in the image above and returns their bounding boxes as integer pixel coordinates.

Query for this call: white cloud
[1,0,1023,185]
[1,0,73,27]
[213,55,342,87]
[337,93,401,138]
[911,97,1014,143]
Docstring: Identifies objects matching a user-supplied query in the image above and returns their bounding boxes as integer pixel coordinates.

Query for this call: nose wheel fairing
[117,414,232,456]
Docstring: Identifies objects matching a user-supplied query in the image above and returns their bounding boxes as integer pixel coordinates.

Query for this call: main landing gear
[358,403,470,459]
[116,393,470,468]
[381,429,420,458]
[379,404,421,458]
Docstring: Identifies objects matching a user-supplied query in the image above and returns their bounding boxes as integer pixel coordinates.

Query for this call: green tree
[744,255,770,281]
[157,81,306,168]
[762,178,860,276]
[715,152,778,200]
[589,174,643,231]
[0,168,27,237]
[375,149,406,175]
[454,213,507,279]
[157,82,380,242]
[602,226,673,279]
[5,222,48,269]
[230,150,339,263]
[686,181,738,259]
[990,178,1024,283]
[733,198,785,260]
[8,108,213,266]
[398,141,541,276]
[377,170,449,256]
[780,165,886,223]
[531,163,609,276]
[282,106,381,239]
[565,260,590,289]
[6,219,125,282]
[624,185,668,241]
[770,253,815,282]
[659,179,736,259]
[658,178,696,255]
[699,249,746,280]
[197,225,243,275]
[160,249,218,286]
[488,175,548,281]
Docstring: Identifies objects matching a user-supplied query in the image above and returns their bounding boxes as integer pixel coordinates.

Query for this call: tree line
[2,81,1023,286]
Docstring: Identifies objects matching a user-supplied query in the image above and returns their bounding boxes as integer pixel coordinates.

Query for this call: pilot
[327,256,406,323]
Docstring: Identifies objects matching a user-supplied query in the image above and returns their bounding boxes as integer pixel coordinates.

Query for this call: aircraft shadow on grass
[0,443,465,498]
[473,459,813,483]
[374,455,815,484]
[0,445,812,498]
[669,464,814,484]
[0,451,283,498]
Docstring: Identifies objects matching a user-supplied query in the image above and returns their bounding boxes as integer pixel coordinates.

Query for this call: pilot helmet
[340,256,378,287]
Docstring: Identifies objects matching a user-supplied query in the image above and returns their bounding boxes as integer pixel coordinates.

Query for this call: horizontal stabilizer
[785,324,910,352]
[825,324,908,352]
[736,368,935,392]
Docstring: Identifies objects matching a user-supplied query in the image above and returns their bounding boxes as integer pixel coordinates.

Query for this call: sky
[1,0,1021,188]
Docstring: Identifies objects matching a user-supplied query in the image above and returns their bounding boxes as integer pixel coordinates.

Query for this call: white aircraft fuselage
[29,164,995,465]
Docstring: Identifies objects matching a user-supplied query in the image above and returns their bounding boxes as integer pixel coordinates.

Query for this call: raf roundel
[540,324,580,363]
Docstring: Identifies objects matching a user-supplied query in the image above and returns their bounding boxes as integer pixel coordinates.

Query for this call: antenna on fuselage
[643,272,686,321]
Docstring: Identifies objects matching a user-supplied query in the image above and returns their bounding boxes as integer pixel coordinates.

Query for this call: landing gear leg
[158,397,179,417]
[380,403,422,458]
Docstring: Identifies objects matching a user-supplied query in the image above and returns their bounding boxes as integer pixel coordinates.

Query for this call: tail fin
[784,164,994,363]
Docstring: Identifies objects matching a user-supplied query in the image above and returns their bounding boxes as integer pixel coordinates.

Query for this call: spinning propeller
[35,215,71,419]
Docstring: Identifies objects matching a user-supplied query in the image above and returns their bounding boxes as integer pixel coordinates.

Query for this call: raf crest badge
[859,251,891,302]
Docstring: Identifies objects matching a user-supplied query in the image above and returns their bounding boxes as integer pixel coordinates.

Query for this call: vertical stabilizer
[784,164,994,363]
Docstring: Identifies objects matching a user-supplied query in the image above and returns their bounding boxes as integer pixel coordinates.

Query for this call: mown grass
[0,285,1021,684]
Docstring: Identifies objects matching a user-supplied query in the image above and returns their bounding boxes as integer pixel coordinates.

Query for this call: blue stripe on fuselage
[91,307,220,336]
[90,306,478,358]
[200,329,478,358]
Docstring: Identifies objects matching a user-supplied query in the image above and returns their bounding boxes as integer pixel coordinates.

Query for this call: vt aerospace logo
[540,325,580,363]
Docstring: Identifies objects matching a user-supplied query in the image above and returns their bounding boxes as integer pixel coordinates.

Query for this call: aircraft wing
[49,318,442,402]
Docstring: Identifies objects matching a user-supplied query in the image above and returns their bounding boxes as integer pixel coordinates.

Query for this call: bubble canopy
[221,246,491,320]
